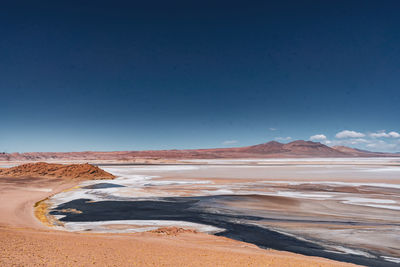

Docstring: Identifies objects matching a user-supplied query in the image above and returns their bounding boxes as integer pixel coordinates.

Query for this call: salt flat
[46,158,400,266]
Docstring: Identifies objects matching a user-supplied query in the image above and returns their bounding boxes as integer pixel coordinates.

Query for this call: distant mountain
[331,146,389,157]
[281,140,347,156]
[237,140,347,157]
[0,140,399,161]
[239,141,285,154]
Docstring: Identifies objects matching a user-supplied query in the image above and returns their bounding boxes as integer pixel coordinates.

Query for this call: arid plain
[1,155,399,266]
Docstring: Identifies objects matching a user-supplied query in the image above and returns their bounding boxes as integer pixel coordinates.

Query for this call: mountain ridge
[0,140,398,161]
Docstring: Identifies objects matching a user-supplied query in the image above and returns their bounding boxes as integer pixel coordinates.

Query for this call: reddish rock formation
[0,162,115,180]
[150,227,197,236]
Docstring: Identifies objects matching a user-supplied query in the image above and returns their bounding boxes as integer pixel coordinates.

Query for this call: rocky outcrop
[0,162,115,180]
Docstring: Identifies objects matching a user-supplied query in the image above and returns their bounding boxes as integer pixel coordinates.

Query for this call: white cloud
[222,140,238,145]
[312,129,400,152]
[335,130,365,139]
[309,134,327,141]
[275,136,292,141]
[389,131,400,138]
[370,130,400,138]
[327,135,399,152]
[370,130,390,138]
[366,140,397,151]
[348,138,369,145]
[269,128,277,131]
[329,138,369,146]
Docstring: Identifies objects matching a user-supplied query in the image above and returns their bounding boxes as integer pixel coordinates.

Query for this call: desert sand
[0,163,359,266]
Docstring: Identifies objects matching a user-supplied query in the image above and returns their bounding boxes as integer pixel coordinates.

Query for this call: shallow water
[51,195,398,266]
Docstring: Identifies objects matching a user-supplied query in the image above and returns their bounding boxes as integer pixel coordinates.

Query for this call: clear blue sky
[1,1,399,152]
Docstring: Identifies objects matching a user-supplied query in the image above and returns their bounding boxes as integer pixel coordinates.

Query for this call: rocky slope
[0,162,115,180]
[331,146,387,157]
[239,140,347,156]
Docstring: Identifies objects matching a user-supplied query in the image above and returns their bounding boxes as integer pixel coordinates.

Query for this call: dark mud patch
[50,195,398,267]
[82,183,125,189]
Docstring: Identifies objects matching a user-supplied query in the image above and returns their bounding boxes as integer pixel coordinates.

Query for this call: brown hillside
[332,145,386,157]
[0,162,115,180]
[238,140,348,156]
[0,140,399,161]
[239,141,286,154]
[282,140,347,156]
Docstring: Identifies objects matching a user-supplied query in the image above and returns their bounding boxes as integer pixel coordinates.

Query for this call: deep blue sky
[1,1,400,152]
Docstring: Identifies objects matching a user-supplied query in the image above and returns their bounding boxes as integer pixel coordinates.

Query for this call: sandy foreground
[0,175,359,266]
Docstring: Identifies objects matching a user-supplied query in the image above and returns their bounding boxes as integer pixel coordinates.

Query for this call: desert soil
[0,174,359,266]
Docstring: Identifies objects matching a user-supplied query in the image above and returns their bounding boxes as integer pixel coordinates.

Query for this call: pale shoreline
[0,176,78,229]
[0,170,360,266]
